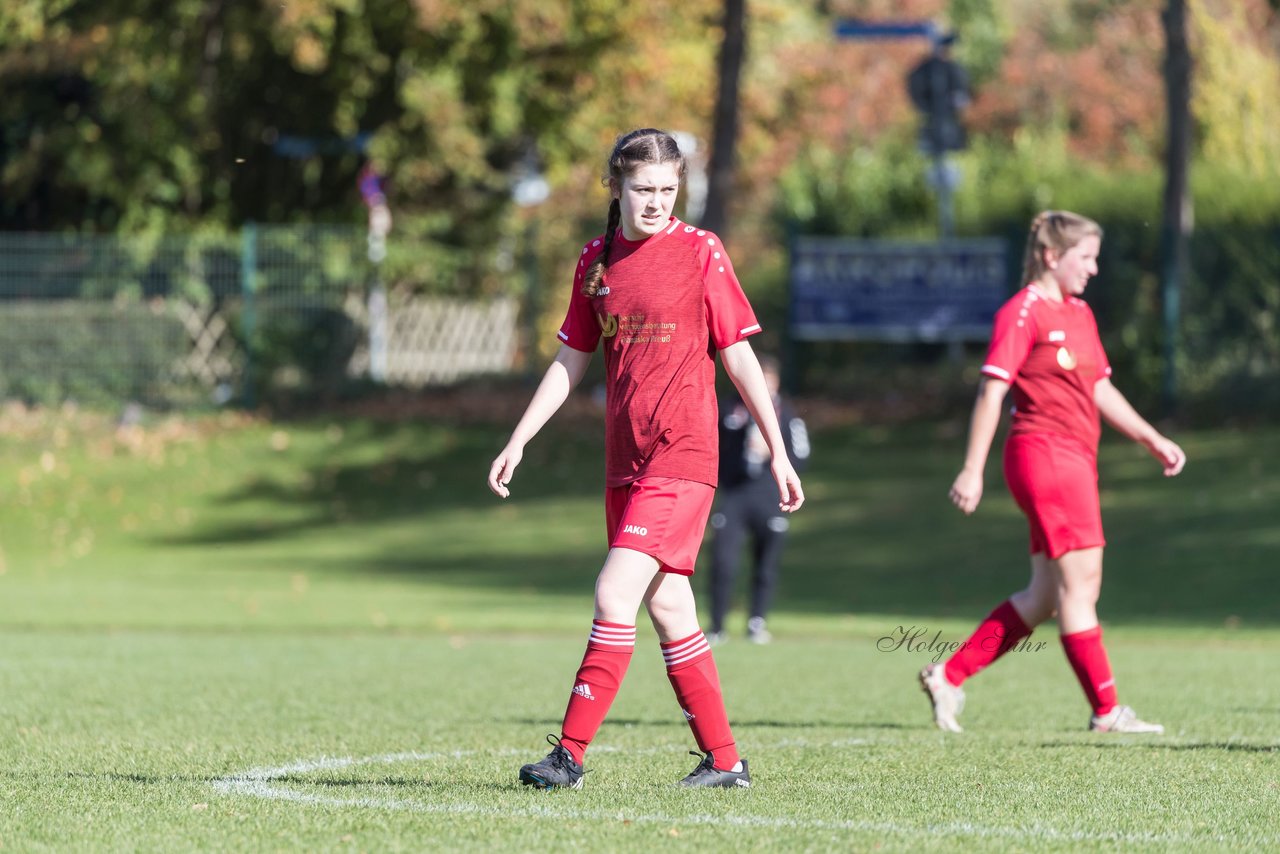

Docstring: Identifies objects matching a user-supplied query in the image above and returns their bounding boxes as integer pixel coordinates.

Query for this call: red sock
[559,620,635,764]
[943,600,1033,687]
[662,631,740,771]
[1060,626,1117,716]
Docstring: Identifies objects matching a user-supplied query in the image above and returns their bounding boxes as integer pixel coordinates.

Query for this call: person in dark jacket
[707,355,810,644]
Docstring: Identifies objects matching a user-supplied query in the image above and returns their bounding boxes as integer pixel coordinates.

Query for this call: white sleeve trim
[981,364,1012,381]
[557,329,569,342]
[739,324,762,336]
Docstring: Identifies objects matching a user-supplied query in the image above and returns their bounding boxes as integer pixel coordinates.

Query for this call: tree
[701,0,747,237]
[1160,0,1192,412]
[0,2,627,238]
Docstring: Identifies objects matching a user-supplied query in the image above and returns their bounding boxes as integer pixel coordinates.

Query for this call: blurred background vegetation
[1,0,1278,418]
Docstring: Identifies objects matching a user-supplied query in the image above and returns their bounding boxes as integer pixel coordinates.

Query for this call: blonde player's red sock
[662,631,740,771]
[559,620,635,764]
[1060,626,1117,716]
[943,599,1032,687]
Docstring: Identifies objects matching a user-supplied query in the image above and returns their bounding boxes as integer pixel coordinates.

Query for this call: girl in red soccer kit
[487,129,803,789]
[920,210,1186,734]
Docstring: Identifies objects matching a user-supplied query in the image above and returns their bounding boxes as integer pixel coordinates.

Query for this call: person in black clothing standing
[707,355,810,644]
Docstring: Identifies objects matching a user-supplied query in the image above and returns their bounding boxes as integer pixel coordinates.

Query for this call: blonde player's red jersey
[558,217,761,488]
[981,284,1112,453]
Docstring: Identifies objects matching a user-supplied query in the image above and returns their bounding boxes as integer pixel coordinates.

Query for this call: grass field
[1,403,1278,851]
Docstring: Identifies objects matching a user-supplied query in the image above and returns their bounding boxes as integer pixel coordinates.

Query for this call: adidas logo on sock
[573,683,595,700]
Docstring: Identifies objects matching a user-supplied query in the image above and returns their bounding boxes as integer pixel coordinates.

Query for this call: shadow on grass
[1040,741,1279,753]
[61,771,444,789]
[150,419,604,546]
[272,775,432,787]
[152,419,1280,626]
[63,771,218,784]
[1230,707,1280,715]
[498,716,908,730]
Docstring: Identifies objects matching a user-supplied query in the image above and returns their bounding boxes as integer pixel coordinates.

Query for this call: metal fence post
[241,221,258,409]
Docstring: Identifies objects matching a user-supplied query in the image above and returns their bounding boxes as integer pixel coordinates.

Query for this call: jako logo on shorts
[622,524,649,536]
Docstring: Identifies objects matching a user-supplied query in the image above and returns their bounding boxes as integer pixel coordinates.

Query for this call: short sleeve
[557,244,603,353]
[699,233,760,350]
[981,299,1035,383]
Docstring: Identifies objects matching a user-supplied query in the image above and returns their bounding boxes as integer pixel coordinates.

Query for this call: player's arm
[1093,378,1186,476]
[487,345,593,497]
[720,340,804,512]
[949,377,1010,515]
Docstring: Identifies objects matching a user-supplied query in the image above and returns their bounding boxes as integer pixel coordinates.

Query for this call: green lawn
[1,405,1277,851]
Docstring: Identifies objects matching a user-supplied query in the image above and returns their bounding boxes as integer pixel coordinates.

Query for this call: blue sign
[789,238,1009,342]
[833,19,938,41]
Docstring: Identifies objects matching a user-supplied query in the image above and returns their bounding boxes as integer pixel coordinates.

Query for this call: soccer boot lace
[519,735,585,789]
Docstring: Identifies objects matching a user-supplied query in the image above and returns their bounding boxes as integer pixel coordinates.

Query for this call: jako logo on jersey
[596,287,610,295]
[682,708,695,721]
[1049,330,1066,342]
[622,524,648,537]
[573,683,595,700]
[596,311,618,338]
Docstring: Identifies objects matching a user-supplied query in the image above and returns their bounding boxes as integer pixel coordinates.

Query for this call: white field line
[211,747,1273,847]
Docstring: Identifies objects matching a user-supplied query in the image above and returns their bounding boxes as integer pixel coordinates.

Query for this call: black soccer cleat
[519,735,584,790]
[677,750,751,788]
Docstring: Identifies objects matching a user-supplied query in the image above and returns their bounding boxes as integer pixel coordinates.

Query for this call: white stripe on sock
[663,635,710,668]
[590,623,636,647]
[662,634,707,659]
[590,626,635,634]
[664,649,710,668]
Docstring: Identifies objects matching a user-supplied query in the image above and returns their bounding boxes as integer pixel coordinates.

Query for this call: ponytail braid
[582,198,621,297]
[1020,211,1053,285]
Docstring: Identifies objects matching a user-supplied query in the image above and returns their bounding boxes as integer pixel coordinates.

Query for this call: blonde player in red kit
[487,129,803,789]
[921,210,1186,734]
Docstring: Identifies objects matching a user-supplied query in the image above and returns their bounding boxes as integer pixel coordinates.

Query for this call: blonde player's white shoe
[1089,705,1164,734]
[919,662,965,733]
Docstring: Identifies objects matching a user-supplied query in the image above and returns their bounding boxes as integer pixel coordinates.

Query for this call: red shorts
[1003,432,1105,560]
[605,477,715,575]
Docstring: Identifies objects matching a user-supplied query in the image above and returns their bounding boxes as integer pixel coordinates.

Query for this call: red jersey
[981,284,1112,453]
[558,217,761,488]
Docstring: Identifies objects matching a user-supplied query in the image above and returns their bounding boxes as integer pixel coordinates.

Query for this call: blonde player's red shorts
[605,477,716,575]
[1003,431,1106,560]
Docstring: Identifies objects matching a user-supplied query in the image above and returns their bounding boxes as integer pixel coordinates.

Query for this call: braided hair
[1021,210,1104,285]
[581,129,687,297]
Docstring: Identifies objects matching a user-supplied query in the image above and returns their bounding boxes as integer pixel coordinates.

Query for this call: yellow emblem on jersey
[1056,346,1077,370]
[596,311,618,338]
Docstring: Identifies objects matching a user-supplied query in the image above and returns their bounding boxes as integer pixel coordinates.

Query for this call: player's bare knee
[1059,576,1102,602]
[644,595,682,631]
[1012,586,1054,626]
[1024,603,1054,626]
[1056,589,1100,616]
[593,588,640,624]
